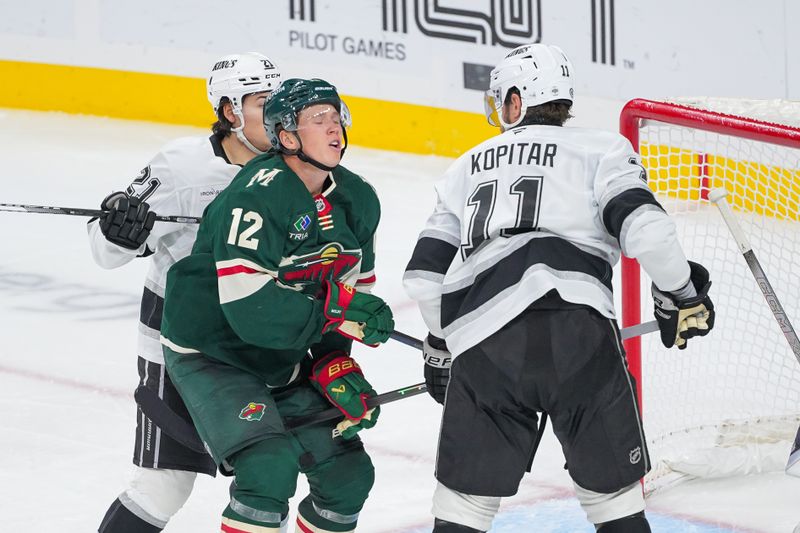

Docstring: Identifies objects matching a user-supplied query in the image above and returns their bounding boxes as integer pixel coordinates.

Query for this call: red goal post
[618,98,800,491]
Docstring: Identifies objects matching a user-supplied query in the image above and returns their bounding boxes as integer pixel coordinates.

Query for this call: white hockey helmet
[207,52,282,153]
[484,43,574,129]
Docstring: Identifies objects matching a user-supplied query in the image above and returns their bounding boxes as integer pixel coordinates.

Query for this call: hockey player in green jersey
[160,78,394,532]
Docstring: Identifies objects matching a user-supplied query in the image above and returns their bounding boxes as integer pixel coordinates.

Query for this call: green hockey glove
[321,280,394,346]
[309,351,380,439]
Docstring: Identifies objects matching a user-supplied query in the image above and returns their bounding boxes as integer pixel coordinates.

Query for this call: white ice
[1,105,798,532]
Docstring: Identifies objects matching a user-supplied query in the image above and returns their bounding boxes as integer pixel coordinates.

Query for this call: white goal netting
[621,98,800,493]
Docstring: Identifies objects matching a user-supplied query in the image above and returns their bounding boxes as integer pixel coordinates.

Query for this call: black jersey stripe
[440,236,612,330]
[210,133,235,165]
[140,286,164,332]
[405,236,459,275]
[601,188,663,240]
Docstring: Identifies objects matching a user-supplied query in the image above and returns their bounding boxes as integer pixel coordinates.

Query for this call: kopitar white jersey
[88,135,240,364]
[403,124,692,357]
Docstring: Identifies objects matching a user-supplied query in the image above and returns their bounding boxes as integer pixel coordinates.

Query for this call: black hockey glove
[652,261,715,350]
[98,191,156,250]
[423,334,451,404]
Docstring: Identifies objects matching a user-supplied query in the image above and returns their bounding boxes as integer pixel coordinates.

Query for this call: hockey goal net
[619,98,800,493]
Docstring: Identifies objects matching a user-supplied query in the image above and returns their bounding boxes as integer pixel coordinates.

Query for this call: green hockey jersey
[160,152,381,385]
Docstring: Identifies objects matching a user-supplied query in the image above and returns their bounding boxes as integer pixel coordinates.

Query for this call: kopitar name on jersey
[470,141,558,175]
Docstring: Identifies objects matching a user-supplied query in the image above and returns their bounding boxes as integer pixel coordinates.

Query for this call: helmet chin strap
[290,129,348,173]
[232,110,266,155]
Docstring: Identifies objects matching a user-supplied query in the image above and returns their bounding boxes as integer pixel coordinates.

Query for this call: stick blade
[707,187,729,204]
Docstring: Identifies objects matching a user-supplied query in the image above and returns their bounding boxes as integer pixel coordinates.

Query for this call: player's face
[241,91,271,151]
[296,104,344,168]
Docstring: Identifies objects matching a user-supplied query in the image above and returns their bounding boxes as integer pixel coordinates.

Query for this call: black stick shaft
[284,319,661,430]
[134,386,206,453]
[390,321,657,350]
[0,203,201,224]
[284,382,427,430]
[389,330,424,350]
[138,322,662,440]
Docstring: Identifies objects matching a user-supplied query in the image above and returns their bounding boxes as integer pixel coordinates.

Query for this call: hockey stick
[788,425,800,477]
[134,386,206,453]
[0,203,201,224]
[136,321,662,453]
[709,188,800,365]
[134,381,429,454]
[281,322,661,430]
[282,382,428,431]
[389,319,660,351]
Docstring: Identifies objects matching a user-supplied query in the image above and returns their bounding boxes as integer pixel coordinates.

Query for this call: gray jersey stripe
[619,203,667,256]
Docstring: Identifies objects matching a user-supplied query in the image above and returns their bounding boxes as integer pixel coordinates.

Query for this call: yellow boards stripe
[0,59,210,126]
[641,141,800,221]
[0,59,495,157]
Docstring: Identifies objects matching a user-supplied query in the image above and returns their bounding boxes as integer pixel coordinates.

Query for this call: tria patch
[294,213,312,232]
[289,212,313,241]
[239,402,267,422]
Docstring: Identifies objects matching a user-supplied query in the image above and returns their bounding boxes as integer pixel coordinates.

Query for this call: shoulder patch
[289,212,314,241]
[246,168,282,188]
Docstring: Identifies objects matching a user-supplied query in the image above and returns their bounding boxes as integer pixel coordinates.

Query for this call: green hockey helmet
[263,78,351,152]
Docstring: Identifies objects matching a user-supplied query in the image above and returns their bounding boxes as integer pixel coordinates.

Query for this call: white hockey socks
[431,482,501,532]
[124,466,196,524]
[574,480,645,525]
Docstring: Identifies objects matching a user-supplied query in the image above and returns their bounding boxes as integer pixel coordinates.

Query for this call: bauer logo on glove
[310,352,381,439]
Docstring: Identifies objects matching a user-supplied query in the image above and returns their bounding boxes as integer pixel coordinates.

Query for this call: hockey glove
[423,334,451,404]
[309,351,380,439]
[99,191,156,250]
[652,261,715,349]
[321,280,394,346]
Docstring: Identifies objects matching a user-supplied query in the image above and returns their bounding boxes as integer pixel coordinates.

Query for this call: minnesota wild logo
[280,243,360,285]
[239,402,267,422]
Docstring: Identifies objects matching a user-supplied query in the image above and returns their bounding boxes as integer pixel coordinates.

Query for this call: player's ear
[279,129,299,151]
[222,101,239,128]
[502,92,523,125]
[512,92,523,110]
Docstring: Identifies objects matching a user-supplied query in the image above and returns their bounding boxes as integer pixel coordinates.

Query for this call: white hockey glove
[652,261,715,349]
[423,334,451,404]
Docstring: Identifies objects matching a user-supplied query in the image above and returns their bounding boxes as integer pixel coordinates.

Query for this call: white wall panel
[0,0,796,111]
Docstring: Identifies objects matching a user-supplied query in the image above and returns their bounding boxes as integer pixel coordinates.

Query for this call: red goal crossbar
[618,98,800,406]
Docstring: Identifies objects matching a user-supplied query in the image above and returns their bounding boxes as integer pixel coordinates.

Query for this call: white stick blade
[707,187,729,204]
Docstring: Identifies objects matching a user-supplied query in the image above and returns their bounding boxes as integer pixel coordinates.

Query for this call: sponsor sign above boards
[1,0,797,112]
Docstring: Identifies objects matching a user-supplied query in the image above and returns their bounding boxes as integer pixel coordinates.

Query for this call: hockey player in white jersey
[90,52,281,532]
[403,44,715,532]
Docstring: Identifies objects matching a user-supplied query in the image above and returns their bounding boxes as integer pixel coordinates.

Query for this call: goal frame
[618,98,800,407]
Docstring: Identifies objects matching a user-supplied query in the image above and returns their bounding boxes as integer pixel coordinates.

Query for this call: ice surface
[1,108,798,532]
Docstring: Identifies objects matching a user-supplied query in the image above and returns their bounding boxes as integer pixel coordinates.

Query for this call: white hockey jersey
[87,135,241,364]
[403,125,691,357]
